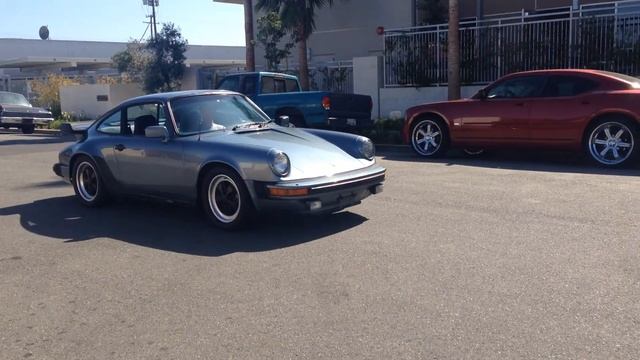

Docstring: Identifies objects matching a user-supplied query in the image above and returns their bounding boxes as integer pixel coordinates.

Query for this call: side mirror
[476,88,488,100]
[275,115,290,127]
[145,125,170,142]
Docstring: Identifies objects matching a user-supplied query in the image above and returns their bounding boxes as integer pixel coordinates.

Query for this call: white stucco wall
[353,56,383,119]
[379,86,485,119]
[60,83,143,119]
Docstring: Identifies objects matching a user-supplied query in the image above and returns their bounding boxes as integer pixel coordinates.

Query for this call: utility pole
[143,0,159,41]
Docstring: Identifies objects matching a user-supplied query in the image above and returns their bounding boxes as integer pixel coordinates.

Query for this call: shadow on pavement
[0,196,367,257]
[0,131,75,146]
[378,149,640,177]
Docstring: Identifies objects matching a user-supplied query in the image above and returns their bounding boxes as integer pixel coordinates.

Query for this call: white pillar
[353,56,383,120]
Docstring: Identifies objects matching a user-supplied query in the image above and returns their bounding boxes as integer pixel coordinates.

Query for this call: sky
[0,0,245,46]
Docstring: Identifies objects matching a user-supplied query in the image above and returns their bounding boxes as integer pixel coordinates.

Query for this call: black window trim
[539,75,599,98]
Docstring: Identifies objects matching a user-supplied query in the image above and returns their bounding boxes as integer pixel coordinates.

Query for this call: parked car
[403,69,640,167]
[0,91,54,134]
[53,90,385,230]
[216,72,374,130]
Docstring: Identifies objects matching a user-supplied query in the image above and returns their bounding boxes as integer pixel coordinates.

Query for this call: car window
[97,111,123,135]
[124,103,165,136]
[542,76,598,97]
[0,92,31,106]
[487,76,547,99]
[285,79,299,92]
[261,76,275,94]
[217,77,240,92]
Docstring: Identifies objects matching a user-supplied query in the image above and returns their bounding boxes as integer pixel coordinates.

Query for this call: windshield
[170,94,270,135]
[0,92,31,107]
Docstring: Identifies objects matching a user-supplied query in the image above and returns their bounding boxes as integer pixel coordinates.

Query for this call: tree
[256,0,338,91]
[144,23,188,93]
[111,40,150,83]
[448,0,460,100]
[417,0,447,25]
[244,0,256,71]
[30,74,79,118]
[256,12,295,71]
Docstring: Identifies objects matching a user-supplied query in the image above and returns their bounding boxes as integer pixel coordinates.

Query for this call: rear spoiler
[59,120,94,140]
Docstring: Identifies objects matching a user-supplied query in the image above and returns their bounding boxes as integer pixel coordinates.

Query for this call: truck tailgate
[328,93,372,119]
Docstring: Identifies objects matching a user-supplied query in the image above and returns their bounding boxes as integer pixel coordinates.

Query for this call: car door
[112,102,185,197]
[458,75,547,144]
[528,75,598,146]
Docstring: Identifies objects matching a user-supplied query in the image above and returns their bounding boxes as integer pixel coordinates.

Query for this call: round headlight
[269,150,290,176]
[358,137,375,160]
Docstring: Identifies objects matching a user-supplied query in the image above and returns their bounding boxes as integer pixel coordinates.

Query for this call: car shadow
[0,131,75,146]
[378,149,640,177]
[0,196,368,257]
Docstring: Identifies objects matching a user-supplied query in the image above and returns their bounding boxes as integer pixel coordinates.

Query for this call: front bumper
[253,166,386,214]
[53,163,71,183]
[0,116,54,126]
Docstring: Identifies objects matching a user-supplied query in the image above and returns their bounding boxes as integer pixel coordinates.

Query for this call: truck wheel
[21,125,35,134]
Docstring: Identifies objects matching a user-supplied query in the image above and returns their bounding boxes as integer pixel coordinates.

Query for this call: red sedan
[403,69,640,167]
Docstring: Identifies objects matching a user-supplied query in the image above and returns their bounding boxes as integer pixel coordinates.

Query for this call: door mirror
[476,88,488,100]
[275,115,290,127]
[145,125,169,142]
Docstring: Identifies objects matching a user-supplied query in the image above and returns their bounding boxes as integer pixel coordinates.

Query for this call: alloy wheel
[76,162,99,202]
[588,122,635,165]
[412,120,443,156]
[208,174,241,224]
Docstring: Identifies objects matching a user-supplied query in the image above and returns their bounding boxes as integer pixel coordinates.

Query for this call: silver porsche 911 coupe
[53,90,385,229]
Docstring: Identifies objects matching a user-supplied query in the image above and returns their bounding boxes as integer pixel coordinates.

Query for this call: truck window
[285,79,299,92]
[274,79,286,93]
[261,77,275,94]
[217,76,240,92]
[242,76,257,96]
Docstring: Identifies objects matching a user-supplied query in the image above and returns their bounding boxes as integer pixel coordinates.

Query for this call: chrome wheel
[588,122,635,165]
[208,174,241,224]
[412,120,443,156]
[76,161,99,202]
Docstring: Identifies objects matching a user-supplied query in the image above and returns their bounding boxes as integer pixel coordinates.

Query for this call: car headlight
[358,137,375,160]
[269,150,290,176]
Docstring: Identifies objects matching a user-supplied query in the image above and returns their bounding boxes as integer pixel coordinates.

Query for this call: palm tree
[244,0,256,71]
[256,0,335,90]
[448,0,461,100]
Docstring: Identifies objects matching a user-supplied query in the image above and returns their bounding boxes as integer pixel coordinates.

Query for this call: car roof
[119,90,239,106]
[505,69,639,85]
[223,71,299,80]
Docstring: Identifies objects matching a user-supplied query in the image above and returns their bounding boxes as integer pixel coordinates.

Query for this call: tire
[72,156,109,207]
[410,118,449,157]
[200,167,254,230]
[585,117,639,167]
[21,125,35,134]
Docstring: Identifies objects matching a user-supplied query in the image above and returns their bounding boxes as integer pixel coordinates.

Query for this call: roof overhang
[185,59,245,67]
[0,56,112,70]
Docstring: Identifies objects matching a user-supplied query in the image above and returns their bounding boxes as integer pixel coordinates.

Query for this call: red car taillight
[322,96,331,111]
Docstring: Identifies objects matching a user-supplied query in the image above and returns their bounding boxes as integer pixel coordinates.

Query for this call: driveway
[1,130,639,359]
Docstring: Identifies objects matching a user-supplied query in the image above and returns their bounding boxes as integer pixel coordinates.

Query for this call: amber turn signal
[268,187,310,197]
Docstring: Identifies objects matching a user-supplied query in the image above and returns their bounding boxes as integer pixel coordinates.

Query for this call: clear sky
[0,0,245,46]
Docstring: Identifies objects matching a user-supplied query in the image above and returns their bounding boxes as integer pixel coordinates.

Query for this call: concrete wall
[379,86,484,120]
[353,56,383,119]
[60,83,143,119]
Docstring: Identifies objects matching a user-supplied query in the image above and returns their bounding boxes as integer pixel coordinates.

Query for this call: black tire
[585,117,639,168]
[200,167,255,230]
[21,125,35,134]
[410,117,449,158]
[72,156,109,207]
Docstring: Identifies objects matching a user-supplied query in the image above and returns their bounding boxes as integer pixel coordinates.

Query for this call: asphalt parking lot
[1,130,639,359]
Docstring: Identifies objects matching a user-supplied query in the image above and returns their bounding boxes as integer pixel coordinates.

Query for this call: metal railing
[384,0,640,87]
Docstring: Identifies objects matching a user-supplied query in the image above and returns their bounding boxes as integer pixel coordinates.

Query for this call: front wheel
[21,125,35,134]
[586,119,638,167]
[200,167,254,230]
[411,118,449,157]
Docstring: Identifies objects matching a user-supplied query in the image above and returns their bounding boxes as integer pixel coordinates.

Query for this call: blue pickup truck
[216,72,373,129]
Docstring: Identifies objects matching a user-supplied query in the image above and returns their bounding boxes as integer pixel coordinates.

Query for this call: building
[218,0,619,67]
[0,38,246,97]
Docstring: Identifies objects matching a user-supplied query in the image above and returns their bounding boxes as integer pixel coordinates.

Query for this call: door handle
[114,144,126,152]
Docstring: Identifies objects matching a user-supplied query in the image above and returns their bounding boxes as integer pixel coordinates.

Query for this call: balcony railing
[384,0,640,87]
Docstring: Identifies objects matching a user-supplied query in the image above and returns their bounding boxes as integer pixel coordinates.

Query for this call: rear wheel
[200,167,254,230]
[72,156,109,207]
[586,118,638,167]
[410,118,449,157]
[21,125,35,134]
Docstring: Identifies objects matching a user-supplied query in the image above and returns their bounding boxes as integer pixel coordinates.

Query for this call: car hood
[200,126,369,180]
